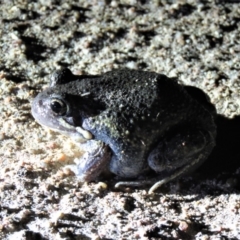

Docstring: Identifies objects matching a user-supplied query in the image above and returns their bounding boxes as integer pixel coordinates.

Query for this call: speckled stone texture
[0,1,240,239]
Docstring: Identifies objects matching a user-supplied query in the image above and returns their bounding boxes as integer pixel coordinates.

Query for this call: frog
[31,68,216,193]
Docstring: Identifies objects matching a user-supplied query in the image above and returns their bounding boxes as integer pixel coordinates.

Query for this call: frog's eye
[50,98,67,116]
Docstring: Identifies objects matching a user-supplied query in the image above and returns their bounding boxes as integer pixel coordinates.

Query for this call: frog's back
[100,69,216,139]
[99,69,186,112]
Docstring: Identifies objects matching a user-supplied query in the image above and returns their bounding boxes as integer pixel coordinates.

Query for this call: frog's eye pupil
[50,99,67,115]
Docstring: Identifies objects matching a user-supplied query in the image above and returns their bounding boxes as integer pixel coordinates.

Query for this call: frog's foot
[148,152,204,194]
[67,140,111,182]
[114,179,154,191]
[115,154,203,194]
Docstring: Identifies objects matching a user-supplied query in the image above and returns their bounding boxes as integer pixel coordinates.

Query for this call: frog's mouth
[33,113,93,143]
[57,118,93,141]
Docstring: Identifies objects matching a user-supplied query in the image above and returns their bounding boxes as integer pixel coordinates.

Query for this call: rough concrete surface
[0,0,240,239]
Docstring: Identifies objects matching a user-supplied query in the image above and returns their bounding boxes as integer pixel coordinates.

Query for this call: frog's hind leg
[115,129,215,193]
[115,153,206,194]
[147,128,215,193]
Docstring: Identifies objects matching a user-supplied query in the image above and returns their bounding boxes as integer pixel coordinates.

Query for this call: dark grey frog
[31,68,216,193]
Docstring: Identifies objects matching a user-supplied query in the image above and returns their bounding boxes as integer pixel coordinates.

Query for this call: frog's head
[31,68,103,142]
[31,88,93,142]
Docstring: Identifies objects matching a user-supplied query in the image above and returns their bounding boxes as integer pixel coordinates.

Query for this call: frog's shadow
[199,115,240,176]
[185,86,240,180]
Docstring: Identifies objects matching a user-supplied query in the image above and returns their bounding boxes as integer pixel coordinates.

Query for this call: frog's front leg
[67,140,112,182]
